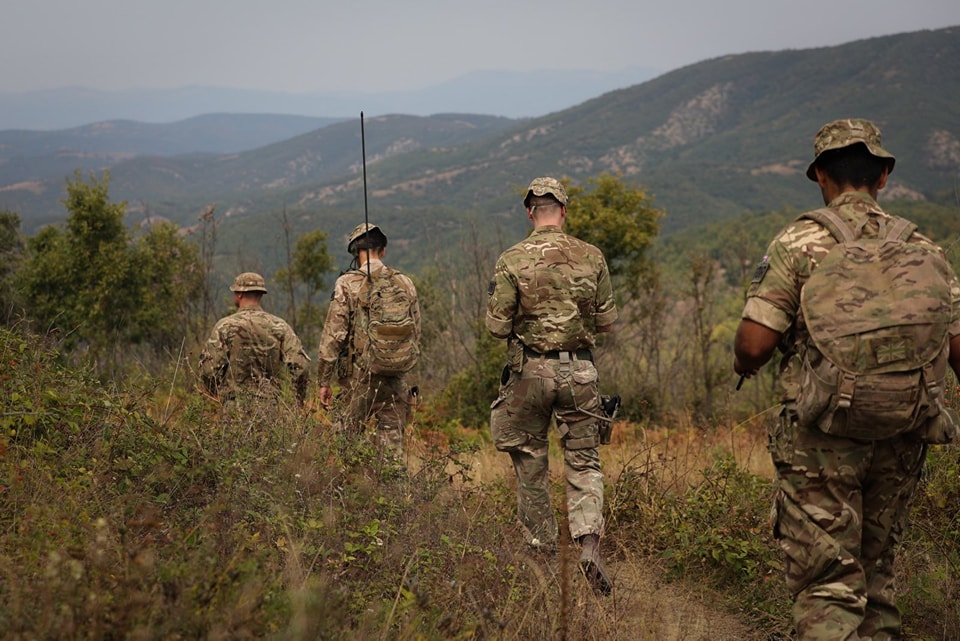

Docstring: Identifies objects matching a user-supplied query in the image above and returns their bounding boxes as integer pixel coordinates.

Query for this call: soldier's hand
[318,386,333,409]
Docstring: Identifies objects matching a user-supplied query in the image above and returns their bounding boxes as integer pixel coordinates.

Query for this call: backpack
[795,207,958,441]
[354,266,419,376]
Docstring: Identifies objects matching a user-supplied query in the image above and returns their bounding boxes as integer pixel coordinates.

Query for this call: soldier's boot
[578,533,612,596]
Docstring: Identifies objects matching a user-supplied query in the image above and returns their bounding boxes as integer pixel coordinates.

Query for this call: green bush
[0,325,620,639]
[899,445,960,640]
[606,448,792,636]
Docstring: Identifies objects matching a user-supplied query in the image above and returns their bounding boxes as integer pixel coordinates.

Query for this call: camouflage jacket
[316,259,421,386]
[198,305,309,402]
[486,225,618,352]
[742,191,960,401]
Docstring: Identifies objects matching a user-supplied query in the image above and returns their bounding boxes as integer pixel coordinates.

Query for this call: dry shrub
[2,326,957,639]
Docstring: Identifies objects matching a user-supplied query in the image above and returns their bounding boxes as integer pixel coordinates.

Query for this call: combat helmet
[524,176,568,207]
[347,222,388,254]
[229,272,267,294]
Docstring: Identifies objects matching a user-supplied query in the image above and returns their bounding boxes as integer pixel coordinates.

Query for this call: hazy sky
[4,0,960,94]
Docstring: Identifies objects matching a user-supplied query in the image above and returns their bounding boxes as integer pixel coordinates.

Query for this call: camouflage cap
[229,272,267,294]
[524,176,568,207]
[806,118,896,181]
[347,222,387,253]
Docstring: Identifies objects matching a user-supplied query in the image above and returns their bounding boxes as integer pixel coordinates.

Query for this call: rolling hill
[0,113,519,232]
[2,26,958,273]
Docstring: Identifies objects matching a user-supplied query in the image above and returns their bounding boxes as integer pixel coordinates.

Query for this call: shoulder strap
[800,208,856,243]
[886,216,917,242]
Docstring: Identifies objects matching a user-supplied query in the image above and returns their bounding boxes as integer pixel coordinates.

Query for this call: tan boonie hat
[524,176,568,207]
[347,222,386,253]
[806,118,896,181]
[229,272,267,294]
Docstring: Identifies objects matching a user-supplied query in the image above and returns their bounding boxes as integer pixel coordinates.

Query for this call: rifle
[598,394,621,445]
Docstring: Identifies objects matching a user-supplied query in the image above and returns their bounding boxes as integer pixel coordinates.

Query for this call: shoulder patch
[751,256,770,284]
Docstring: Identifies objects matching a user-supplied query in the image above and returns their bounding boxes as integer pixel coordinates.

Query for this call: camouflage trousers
[341,373,413,464]
[489,354,605,547]
[770,407,926,641]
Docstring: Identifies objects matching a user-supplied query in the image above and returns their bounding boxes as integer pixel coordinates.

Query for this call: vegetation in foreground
[2,326,959,640]
[2,154,959,640]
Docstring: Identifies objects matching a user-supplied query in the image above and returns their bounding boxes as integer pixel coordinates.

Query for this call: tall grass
[1,325,957,639]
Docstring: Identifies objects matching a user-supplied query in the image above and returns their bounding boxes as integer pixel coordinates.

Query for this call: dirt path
[606,558,765,641]
[437,442,775,641]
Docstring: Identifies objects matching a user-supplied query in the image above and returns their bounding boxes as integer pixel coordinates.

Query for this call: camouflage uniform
[199,273,309,407]
[486,178,618,549]
[741,120,960,640]
[317,255,421,459]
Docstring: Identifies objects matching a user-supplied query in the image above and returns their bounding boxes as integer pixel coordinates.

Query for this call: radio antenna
[360,111,371,283]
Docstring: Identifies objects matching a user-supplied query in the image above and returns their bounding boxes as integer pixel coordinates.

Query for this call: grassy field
[1,326,958,640]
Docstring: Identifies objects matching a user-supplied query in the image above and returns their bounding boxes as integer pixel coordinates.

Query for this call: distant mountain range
[1,27,958,278]
[0,67,662,130]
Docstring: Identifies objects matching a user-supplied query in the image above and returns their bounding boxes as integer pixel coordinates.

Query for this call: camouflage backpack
[354,266,419,376]
[795,208,958,441]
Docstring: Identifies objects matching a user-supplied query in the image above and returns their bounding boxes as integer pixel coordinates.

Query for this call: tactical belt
[523,346,593,362]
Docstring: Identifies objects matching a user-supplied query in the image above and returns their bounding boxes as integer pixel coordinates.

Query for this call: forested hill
[322,24,957,236]
[2,26,958,260]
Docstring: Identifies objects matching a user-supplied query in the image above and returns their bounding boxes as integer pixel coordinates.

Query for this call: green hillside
[2,26,958,265]
[229,25,960,271]
[0,114,520,233]
[0,114,345,188]
[326,26,959,235]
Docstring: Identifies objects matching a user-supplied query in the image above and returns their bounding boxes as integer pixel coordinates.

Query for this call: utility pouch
[908,402,960,444]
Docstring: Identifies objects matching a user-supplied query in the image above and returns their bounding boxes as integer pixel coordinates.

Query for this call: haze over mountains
[0,67,661,131]
[1,27,958,275]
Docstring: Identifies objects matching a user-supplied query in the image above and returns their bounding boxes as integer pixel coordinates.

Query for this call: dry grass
[4,326,956,639]
[404,410,785,640]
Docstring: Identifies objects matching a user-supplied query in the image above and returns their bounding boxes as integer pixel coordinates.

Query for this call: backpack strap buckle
[558,350,571,377]
[922,361,942,407]
[837,373,856,409]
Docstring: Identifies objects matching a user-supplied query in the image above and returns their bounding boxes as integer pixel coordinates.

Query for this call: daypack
[354,266,419,376]
[795,207,958,441]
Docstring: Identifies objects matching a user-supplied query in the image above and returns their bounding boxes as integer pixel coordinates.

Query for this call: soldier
[316,223,421,464]
[486,176,618,596]
[199,272,309,408]
[734,119,960,639]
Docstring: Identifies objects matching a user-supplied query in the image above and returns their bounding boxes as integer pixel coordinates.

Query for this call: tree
[419,223,506,429]
[130,220,204,353]
[564,173,663,294]
[561,174,666,420]
[194,205,219,332]
[17,171,203,372]
[18,172,133,359]
[274,228,335,348]
[0,210,24,323]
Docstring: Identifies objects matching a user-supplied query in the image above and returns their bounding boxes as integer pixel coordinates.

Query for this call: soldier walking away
[733,119,960,640]
[316,223,421,466]
[486,177,619,596]
[198,272,310,410]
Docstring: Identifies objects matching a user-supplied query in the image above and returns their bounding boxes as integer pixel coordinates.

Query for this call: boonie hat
[347,222,387,253]
[229,272,267,294]
[806,118,896,181]
[524,176,568,207]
